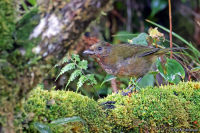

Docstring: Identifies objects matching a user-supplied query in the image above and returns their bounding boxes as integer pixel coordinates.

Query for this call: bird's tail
[156,47,186,54]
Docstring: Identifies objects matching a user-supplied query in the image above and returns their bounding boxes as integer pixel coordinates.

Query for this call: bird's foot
[100,86,135,109]
[100,101,116,109]
[101,101,116,105]
[116,89,133,96]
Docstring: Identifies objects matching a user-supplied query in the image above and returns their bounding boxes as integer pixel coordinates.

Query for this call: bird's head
[83,41,111,59]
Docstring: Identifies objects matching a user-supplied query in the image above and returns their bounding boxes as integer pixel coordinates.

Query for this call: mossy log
[19,81,200,132]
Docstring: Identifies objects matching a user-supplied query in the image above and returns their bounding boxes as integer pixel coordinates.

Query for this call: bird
[83,41,185,94]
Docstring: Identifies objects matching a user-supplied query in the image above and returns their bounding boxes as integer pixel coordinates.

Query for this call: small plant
[54,54,100,98]
[34,116,86,133]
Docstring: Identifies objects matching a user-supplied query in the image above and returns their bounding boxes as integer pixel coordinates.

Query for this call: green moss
[0,4,40,78]
[0,0,15,51]
[99,81,200,132]
[14,6,40,60]
[22,87,111,132]
[21,81,200,132]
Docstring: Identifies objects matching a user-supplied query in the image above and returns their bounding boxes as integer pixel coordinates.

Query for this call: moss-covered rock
[21,81,200,132]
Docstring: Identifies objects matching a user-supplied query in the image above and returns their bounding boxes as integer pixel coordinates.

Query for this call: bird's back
[104,44,158,78]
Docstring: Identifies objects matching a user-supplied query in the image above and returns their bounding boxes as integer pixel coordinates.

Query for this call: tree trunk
[0,0,113,132]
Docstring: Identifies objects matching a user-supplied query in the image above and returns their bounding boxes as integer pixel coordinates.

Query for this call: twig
[70,56,101,99]
[168,0,173,59]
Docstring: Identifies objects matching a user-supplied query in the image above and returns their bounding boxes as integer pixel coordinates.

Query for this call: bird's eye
[98,47,102,51]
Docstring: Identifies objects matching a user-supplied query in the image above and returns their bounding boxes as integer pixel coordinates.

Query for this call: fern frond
[54,54,99,98]
[52,56,69,70]
[78,60,88,70]
[77,75,87,91]
[86,74,97,85]
[71,54,80,62]
[55,63,75,81]
[61,57,69,64]
[85,70,104,81]
[65,69,82,89]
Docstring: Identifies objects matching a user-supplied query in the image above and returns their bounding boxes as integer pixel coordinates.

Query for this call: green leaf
[101,74,116,87]
[156,58,185,83]
[34,122,52,133]
[50,116,86,126]
[130,33,148,45]
[191,66,200,73]
[148,71,159,75]
[173,75,181,84]
[113,31,139,42]
[138,74,154,88]
[55,63,75,81]
[27,0,36,6]
[65,70,82,89]
[150,0,168,17]
[78,60,88,70]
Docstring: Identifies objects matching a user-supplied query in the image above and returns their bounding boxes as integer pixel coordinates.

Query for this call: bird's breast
[95,57,119,76]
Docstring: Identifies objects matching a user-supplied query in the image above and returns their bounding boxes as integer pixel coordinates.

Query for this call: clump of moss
[21,87,112,132]
[21,81,200,132]
[0,0,15,51]
[99,81,200,132]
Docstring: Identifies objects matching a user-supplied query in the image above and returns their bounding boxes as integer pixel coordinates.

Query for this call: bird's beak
[83,49,95,55]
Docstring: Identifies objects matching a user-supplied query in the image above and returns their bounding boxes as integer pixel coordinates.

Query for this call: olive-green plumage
[84,41,185,78]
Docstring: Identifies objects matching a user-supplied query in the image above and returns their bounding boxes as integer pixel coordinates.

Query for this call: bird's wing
[113,44,159,60]
[136,48,159,57]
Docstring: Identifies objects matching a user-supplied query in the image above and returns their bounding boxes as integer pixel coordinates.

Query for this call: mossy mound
[21,89,111,132]
[99,81,200,132]
[21,81,200,132]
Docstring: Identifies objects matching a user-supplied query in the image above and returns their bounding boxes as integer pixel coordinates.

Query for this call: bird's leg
[101,77,142,107]
[116,83,133,94]
[131,77,142,92]
[125,83,134,90]
[101,84,133,106]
